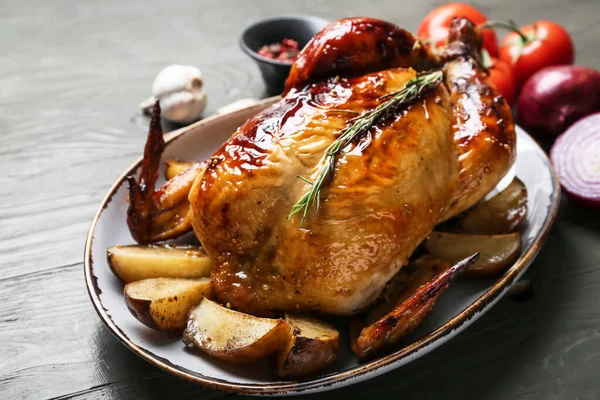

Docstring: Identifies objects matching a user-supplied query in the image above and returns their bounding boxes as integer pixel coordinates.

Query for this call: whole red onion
[517,65,600,137]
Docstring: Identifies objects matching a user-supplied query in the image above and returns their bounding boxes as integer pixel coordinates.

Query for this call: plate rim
[84,97,561,396]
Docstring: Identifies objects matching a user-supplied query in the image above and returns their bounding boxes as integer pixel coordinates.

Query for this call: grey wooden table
[2,0,600,399]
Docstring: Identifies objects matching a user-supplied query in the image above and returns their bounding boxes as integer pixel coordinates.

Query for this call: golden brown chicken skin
[186,17,515,316]
[190,68,456,315]
[284,17,439,94]
[442,18,516,218]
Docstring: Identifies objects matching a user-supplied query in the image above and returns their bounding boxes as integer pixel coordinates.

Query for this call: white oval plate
[85,97,560,396]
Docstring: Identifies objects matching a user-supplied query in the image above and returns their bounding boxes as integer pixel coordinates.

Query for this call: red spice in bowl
[257,39,300,62]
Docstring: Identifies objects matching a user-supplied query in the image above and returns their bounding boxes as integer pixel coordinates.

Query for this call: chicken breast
[187,17,515,315]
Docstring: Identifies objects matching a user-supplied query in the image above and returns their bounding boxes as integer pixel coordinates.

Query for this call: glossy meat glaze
[188,18,516,315]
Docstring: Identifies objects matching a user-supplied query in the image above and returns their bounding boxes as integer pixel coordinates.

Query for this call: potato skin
[424,231,521,278]
[456,178,528,235]
[277,334,340,378]
[276,314,340,378]
[463,245,520,277]
[124,296,159,330]
[124,278,211,331]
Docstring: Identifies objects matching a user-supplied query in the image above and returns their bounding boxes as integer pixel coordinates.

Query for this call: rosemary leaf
[288,70,444,224]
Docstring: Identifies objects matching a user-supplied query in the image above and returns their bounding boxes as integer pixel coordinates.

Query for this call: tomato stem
[480,20,528,42]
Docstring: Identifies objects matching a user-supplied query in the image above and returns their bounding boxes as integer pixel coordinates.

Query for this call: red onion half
[550,113,600,207]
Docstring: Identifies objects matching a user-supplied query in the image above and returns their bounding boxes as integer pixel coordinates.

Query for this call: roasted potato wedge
[276,314,340,378]
[365,255,451,325]
[454,178,528,234]
[424,231,521,277]
[107,244,213,283]
[353,254,478,358]
[165,160,197,180]
[154,163,203,211]
[183,298,292,365]
[124,277,211,331]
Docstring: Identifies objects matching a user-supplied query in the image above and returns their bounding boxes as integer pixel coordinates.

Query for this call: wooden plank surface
[1,0,600,398]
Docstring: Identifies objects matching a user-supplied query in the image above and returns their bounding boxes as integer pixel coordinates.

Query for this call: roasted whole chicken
[127,17,515,317]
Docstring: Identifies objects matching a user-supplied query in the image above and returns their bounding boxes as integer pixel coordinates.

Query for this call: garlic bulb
[140,64,207,124]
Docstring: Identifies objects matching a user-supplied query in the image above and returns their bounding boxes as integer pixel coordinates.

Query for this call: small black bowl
[240,16,329,96]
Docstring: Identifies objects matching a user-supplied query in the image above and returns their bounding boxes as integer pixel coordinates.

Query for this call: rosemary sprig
[288,70,444,224]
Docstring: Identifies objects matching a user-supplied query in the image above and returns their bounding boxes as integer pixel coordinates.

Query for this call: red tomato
[418,3,499,57]
[487,57,517,105]
[499,21,574,88]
